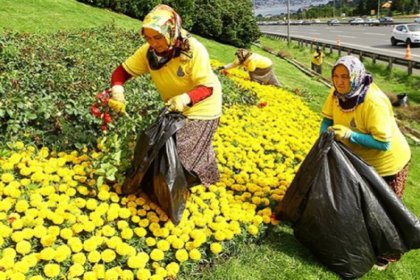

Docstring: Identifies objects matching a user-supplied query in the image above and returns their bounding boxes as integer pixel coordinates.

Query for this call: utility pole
[377,0,381,19]
[287,0,291,45]
[333,0,336,18]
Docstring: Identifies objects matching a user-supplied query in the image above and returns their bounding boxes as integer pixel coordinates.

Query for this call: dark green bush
[76,0,260,48]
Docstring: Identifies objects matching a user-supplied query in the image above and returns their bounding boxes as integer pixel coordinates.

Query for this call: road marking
[340,35,355,38]
[329,30,343,33]
[364,32,385,36]
[309,32,321,35]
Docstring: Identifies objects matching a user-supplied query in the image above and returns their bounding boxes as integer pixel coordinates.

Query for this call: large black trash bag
[122,108,198,225]
[277,132,420,279]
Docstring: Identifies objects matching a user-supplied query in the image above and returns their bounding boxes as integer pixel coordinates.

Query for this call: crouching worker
[108,4,222,188]
[218,48,281,87]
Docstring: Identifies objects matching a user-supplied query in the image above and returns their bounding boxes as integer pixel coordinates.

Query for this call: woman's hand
[109,85,126,114]
[166,93,191,112]
[329,125,352,140]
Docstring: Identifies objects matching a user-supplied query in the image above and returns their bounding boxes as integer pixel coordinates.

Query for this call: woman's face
[143,28,169,54]
[332,64,351,95]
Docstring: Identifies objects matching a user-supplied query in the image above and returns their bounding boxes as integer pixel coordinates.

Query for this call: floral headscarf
[142,5,191,69]
[332,55,372,100]
[235,48,252,64]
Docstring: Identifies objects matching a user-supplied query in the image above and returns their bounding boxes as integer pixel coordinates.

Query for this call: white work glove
[109,85,126,114]
[166,93,191,112]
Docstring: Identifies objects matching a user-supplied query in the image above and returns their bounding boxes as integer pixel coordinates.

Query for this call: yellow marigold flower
[86,198,97,210]
[120,270,133,280]
[15,141,25,150]
[134,227,147,238]
[166,262,180,277]
[102,225,116,237]
[136,268,151,280]
[16,240,31,255]
[68,263,85,278]
[157,240,170,251]
[189,248,202,261]
[150,248,164,261]
[39,247,56,260]
[68,237,83,253]
[210,242,223,254]
[121,228,133,240]
[171,238,184,249]
[28,276,43,280]
[60,228,73,240]
[1,161,14,170]
[87,250,101,263]
[175,249,189,263]
[101,249,116,263]
[127,255,146,269]
[82,271,97,280]
[92,264,106,279]
[22,253,38,268]
[83,221,95,232]
[44,263,60,278]
[248,224,259,236]
[155,267,167,278]
[98,190,110,201]
[105,268,119,280]
[54,245,71,262]
[146,237,156,247]
[1,173,14,183]
[72,252,87,264]
[214,230,226,241]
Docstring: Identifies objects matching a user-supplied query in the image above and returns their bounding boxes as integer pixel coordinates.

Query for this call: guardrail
[262,32,420,75]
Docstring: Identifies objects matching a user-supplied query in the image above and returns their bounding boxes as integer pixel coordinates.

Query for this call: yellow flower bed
[0,64,320,279]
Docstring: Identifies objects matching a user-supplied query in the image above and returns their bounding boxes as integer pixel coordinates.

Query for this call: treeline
[77,0,260,47]
[257,0,419,20]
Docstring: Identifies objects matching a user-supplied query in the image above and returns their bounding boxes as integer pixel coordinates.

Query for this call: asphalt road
[259,24,420,62]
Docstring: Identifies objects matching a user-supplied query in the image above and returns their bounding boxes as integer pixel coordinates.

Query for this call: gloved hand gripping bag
[276,132,420,279]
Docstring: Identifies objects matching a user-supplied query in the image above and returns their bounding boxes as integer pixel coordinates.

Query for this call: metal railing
[262,32,420,75]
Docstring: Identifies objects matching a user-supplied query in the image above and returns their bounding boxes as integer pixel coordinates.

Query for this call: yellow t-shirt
[122,37,222,120]
[240,53,272,72]
[321,83,410,176]
[311,51,324,65]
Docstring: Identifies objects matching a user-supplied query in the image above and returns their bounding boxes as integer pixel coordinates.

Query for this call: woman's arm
[320,117,333,134]
[111,64,132,86]
[350,132,390,151]
[188,86,213,105]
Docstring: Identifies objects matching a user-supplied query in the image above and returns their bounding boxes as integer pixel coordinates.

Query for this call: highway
[259,24,420,62]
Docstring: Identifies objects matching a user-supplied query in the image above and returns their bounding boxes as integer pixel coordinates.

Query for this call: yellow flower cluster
[0,61,319,279]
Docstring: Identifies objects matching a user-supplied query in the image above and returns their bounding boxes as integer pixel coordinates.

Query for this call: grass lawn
[1,1,419,280]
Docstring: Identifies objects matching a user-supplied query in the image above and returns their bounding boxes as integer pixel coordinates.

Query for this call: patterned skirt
[382,162,410,199]
[175,118,220,187]
[249,66,281,87]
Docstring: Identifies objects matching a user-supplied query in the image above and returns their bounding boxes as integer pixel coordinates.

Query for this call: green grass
[0,0,140,33]
[1,1,420,280]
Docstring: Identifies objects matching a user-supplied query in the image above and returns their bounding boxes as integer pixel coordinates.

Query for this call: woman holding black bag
[108,4,222,189]
[320,55,411,269]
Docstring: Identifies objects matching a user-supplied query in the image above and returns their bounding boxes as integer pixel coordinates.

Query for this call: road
[259,24,420,62]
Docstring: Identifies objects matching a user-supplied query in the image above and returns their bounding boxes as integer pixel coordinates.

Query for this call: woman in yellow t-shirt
[320,56,411,267]
[108,4,222,187]
[219,49,281,87]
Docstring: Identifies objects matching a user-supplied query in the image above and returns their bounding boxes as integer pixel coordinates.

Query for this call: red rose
[101,124,108,131]
[102,113,112,123]
[90,104,101,118]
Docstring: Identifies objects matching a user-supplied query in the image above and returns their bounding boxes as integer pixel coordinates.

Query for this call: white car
[390,24,420,46]
[415,18,420,23]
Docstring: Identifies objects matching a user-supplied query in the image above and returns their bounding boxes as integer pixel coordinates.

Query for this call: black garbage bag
[122,108,198,225]
[277,132,420,279]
